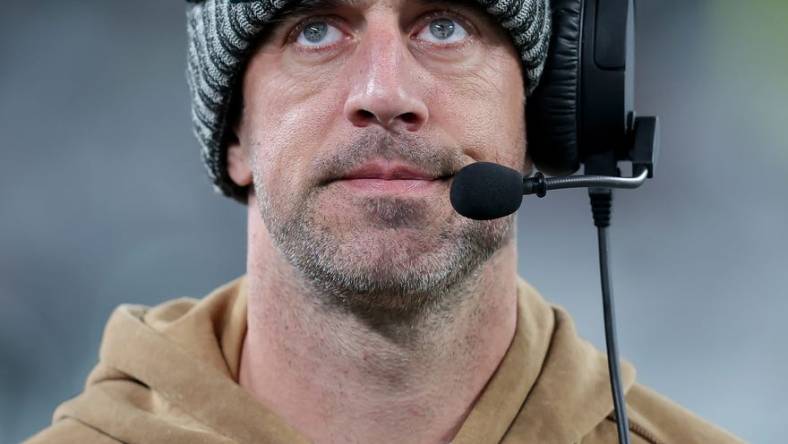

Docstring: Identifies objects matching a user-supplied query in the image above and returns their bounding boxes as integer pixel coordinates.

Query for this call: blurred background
[1,0,786,442]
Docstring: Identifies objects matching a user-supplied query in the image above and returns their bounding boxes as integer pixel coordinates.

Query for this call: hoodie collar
[62,276,634,444]
[83,277,308,444]
[453,278,636,443]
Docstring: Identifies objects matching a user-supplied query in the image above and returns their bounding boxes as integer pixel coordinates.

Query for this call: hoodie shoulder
[626,384,745,443]
[23,417,120,444]
[581,383,745,444]
[22,277,251,444]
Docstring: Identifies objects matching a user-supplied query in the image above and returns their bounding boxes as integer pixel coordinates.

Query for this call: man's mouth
[332,160,453,193]
[342,160,447,180]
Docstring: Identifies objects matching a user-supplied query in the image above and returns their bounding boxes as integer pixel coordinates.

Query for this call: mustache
[312,131,466,186]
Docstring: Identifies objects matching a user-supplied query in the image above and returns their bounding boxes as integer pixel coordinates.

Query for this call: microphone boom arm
[523,169,649,198]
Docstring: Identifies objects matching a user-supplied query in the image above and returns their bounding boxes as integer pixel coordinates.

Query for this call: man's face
[231,0,528,314]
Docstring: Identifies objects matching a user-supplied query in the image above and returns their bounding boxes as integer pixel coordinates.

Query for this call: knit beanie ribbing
[186,0,551,202]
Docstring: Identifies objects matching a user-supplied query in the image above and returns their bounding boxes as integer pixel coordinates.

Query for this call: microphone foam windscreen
[450,162,524,220]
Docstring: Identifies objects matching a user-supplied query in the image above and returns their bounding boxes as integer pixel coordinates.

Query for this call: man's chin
[318,235,453,282]
[265,190,514,318]
[318,185,449,230]
[304,261,461,321]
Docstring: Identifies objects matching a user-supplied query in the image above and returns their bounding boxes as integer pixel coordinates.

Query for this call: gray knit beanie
[186,0,551,202]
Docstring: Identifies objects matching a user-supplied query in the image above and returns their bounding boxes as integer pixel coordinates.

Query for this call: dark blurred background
[1,0,786,442]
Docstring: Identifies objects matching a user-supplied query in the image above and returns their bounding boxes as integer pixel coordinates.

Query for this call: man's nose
[343,28,429,132]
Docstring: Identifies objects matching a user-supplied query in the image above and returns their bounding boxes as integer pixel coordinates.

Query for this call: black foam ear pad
[526,0,584,176]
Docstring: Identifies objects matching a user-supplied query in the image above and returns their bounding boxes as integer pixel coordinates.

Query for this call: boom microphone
[449,162,524,220]
[449,162,649,221]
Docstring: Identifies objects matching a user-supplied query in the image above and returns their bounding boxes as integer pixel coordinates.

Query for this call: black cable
[590,189,631,444]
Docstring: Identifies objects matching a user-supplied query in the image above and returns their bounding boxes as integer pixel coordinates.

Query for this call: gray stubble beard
[255,182,514,327]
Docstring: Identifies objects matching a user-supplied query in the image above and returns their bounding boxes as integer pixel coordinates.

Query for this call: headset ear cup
[526,0,583,175]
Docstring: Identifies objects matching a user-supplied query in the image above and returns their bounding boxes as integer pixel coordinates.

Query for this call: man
[26,0,743,443]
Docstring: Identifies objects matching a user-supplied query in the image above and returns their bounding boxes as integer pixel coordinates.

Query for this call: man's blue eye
[303,22,328,43]
[430,18,455,40]
[417,17,469,44]
[296,20,343,47]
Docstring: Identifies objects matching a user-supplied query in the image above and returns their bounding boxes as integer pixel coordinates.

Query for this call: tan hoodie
[25,277,745,444]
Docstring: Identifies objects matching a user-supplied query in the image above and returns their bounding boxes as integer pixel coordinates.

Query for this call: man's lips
[329,161,452,193]
[340,161,446,181]
[338,178,441,192]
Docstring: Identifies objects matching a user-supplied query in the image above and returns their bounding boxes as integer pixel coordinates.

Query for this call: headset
[451,1,659,443]
[527,0,657,179]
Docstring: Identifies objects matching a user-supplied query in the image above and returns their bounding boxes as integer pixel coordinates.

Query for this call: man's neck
[239,231,519,444]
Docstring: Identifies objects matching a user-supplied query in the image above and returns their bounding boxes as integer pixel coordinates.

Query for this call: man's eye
[292,15,470,49]
[415,17,469,45]
[295,20,344,48]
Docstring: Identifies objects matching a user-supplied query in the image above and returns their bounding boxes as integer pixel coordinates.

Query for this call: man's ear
[227,137,253,188]
[225,92,253,188]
